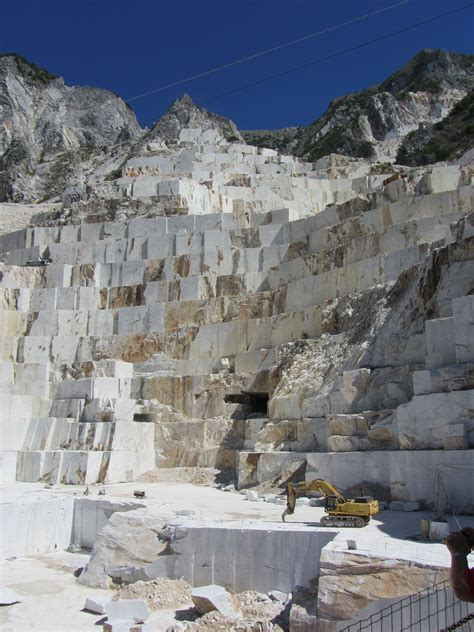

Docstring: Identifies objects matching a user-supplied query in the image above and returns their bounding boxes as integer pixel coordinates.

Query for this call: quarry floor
[1,481,474,631]
[0,551,191,631]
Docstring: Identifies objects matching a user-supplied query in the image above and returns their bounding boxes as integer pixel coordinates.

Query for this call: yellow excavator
[281,479,379,528]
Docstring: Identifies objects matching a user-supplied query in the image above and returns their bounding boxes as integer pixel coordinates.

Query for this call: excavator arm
[281,479,345,521]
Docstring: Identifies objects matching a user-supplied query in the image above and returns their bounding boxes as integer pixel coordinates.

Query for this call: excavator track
[320,515,368,528]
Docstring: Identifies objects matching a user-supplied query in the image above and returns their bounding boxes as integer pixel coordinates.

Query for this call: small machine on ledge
[282,479,379,528]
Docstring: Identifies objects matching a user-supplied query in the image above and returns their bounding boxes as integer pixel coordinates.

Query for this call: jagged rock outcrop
[0,54,143,203]
[0,57,245,205]
[243,49,474,162]
[397,89,474,165]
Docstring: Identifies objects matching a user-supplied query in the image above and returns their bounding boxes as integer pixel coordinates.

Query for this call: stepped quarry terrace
[0,129,473,631]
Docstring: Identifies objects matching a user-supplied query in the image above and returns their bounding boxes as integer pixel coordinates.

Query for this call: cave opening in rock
[132,413,156,423]
[224,392,269,415]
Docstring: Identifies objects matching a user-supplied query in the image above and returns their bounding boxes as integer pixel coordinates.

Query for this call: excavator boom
[283,479,345,517]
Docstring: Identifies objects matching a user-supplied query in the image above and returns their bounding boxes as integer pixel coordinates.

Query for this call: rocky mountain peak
[0,53,143,202]
[147,93,244,144]
[1,48,472,204]
[379,48,474,95]
[171,93,194,108]
[243,49,474,164]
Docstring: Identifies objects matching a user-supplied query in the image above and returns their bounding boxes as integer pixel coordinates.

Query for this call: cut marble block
[2,418,40,451]
[0,452,18,482]
[92,520,336,594]
[84,594,112,614]
[0,394,51,422]
[396,389,474,449]
[412,363,474,396]
[238,451,306,488]
[243,418,267,450]
[0,493,74,557]
[18,418,142,452]
[106,600,150,624]
[0,586,22,605]
[81,398,137,423]
[49,398,85,419]
[191,585,242,619]
[16,447,155,484]
[425,317,456,369]
[72,497,144,549]
[235,348,278,374]
[55,377,131,400]
[417,165,464,195]
[453,295,474,363]
[0,336,18,361]
[444,424,468,450]
[0,310,27,336]
[0,362,51,397]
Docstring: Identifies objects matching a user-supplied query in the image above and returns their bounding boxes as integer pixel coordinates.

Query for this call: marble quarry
[0,126,473,516]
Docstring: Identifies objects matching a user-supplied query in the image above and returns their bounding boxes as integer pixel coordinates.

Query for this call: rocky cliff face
[242,49,474,163]
[2,49,472,205]
[0,55,246,204]
[397,89,474,165]
[0,54,143,202]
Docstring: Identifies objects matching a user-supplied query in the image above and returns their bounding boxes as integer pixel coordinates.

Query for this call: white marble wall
[0,494,74,557]
[0,144,471,488]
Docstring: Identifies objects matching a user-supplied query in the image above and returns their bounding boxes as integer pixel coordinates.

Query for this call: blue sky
[2,0,473,130]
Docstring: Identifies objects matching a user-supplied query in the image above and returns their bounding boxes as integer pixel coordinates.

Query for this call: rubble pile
[115,578,193,611]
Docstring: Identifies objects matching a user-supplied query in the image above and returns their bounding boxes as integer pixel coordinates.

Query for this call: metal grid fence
[340,579,474,631]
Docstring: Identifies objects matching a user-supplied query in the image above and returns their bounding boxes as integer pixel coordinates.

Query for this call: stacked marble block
[0,356,155,484]
[236,175,474,508]
[103,136,359,218]
[0,156,471,491]
[399,295,474,451]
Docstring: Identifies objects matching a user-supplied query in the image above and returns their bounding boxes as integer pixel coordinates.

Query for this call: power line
[125,0,409,103]
[202,2,474,105]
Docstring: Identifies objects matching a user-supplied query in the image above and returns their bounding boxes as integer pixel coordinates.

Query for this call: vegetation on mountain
[397,90,474,165]
[243,49,474,163]
[0,53,57,84]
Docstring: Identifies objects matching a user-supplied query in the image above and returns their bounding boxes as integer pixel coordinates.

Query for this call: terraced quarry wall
[0,132,472,511]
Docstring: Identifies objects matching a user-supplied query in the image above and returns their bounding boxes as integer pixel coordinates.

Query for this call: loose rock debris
[115,578,193,611]
[111,580,289,631]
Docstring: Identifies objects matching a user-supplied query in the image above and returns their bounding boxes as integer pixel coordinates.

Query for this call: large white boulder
[84,593,112,614]
[191,584,242,620]
[106,599,149,624]
[0,586,21,605]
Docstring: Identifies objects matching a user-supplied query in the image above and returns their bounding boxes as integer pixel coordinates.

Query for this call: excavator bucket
[282,483,297,520]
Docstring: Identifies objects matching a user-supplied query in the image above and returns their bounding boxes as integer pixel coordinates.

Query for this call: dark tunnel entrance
[224,391,269,415]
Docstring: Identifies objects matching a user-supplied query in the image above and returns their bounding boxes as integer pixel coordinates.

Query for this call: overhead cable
[203,2,474,105]
[126,0,409,103]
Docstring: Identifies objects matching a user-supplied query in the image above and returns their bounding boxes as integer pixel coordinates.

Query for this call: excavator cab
[324,496,338,511]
